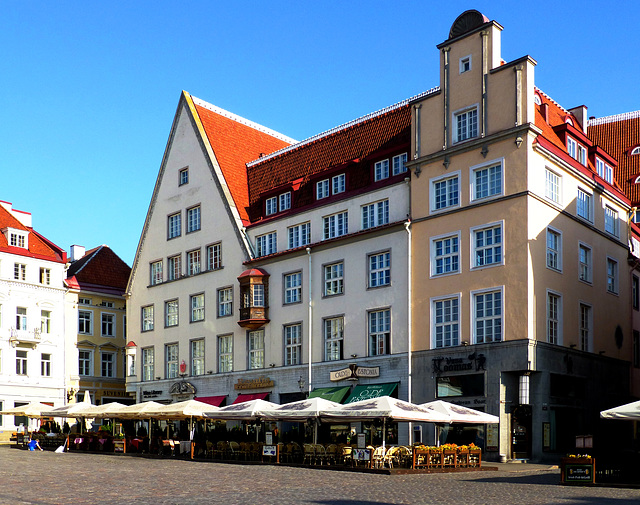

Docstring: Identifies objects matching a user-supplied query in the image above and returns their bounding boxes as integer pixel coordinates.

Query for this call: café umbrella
[600,400,640,420]
[0,402,54,436]
[420,400,500,424]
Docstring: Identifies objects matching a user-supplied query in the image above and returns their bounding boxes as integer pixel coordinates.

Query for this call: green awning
[344,382,399,404]
[308,386,351,403]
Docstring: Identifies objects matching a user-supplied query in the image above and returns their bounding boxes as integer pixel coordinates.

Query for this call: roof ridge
[72,245,104,276]
[190,96,298,145]
[588,110,640,126]
[535,87,568,114]
[247,87,440,168]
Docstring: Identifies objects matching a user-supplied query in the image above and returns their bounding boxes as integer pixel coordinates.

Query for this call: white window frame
[546,227,562,272]
[579,302,592,352]
[150,260,163,285]
[101,312,115,337]
[165,299,179,327]
[323,262,344,297]
[265,196,277,216]
[368,308,391,356]
[287,222,310,249]
[40,310,51,334]
[78,349,93,376]
[596,157,614,184]
[567,137,577,159]
[218,334,233,373]
[368,251,391,288]
[431,294,460,348]
[207,243,222,270]
[577,144,587,166]
[78,310,93,335]
[323,211,348,240]
[578,242,592,284]
[14,263,26,281]
[165,343,179,379]
[101,351,115,378]
[470,221,504,269]
[217,287,233,318]
[256,232,277,257]
[470,159,503,201]
[332,174,346,194]
[604,206,619,237]
[284,323,302,366]
[168,254,182,281]
[453,105,478,143]
[248,330,264,369]
[141,305,154,331]
[374,159,390,181]
[576,188,593,222]
[546,290,562,345]
[430,232,461,277]
[142,347,154,382]
[459,55,472,73]
[190,293,205,322]
[324,316,344,361]
[284,272,302,305]
[39,268,50,285]
[191,339,205,376]
[472,287,503,344]
[186,205,201,233]
[16,350,28,375]
[361,199,389,230]
[179,167,189,185]
[41,353,51,377]
[279,192,291,211]
[316,179,330,200]
[430,172,460,212]
[606,257,618,294]
[167,212,181,239]
[392,153,408,175]
[545,168,561,205]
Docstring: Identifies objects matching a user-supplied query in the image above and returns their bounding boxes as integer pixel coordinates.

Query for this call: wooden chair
[228,441,240,460]
[341,445,353,466]
[325,444,338,465]
[290,442,303,463]
[371,446,386,469]
[383,446,400,468]
[205,440,215,458]
[314,444,327,465]
[303,443,315,465]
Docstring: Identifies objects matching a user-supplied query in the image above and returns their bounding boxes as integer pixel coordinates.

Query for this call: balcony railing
[9,328,42,348]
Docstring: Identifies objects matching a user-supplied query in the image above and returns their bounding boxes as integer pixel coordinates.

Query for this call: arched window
[631,146,640,156]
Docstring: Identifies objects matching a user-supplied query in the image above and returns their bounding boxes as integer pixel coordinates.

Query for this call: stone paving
[0,446,638,505]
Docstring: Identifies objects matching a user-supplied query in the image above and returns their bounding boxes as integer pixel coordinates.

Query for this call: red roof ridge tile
[588,110,640,126]
[535,87,569,115]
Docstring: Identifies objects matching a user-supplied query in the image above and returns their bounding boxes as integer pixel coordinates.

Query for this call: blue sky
[1,1,637,266]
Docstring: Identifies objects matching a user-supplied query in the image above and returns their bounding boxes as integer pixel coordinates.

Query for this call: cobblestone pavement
[1,447,638,505]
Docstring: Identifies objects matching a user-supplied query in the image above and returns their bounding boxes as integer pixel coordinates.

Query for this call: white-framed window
[578,243,592,283]
[284,323,302,365]
[14,263,26,281]
[78,297,91,305]
[632,147,640,156]
[567,137,577,159]
[179,167,189,185]
[101,313,115,337]
[316,179,330,200]
[473,288,503,343]
[9,231,27,248]
[187,249,201,276]
[607,257,618,294]
[16,307,27,331]
[265,196,277,216]
[471,160,503,200]
[218,334,233,373]
[368,309,390,356]
[361,199,389,230]
[187,205,201,233]
[545,169,561,204]
[604,206,619,237]
[190,293,204,322]
[471,223,503,268]
[547,291,562,344]
[324,262,344,296]
[284,272,302,304]
[16,350,27,375]
[374,159,390,181]
[546,228,562,271]
[576,189,592,222]
[579,303,592,352]
[150,261,163,285]
[78,310,92,334]
[431,233,460,276]
[78,349,92,376]
[165,299,178,327]
[368,251,390,288]
[287,222,310,249]
[101,352,115,378]
[459,55,471,73]
[577,144,587,166]
[324,316,344,361]
[252,284,265,307]
[217,287,233,317]
[256,232,277,257]
[248,330,264,369]
[40,310,51,334]
[207,243,222,270]
[191,339,205,376]
[431,173,460,211]
[39,268,50,285]
[332,174,346,194]
[393,153,408,175]
[453,107,478,143]
[596,157,614,184]
[142,347,154,381]
[41,353,51,377]
[166,343,179,378]
[168,254,182,281]
[279,192,291,211]
[432,295,459,348]
[168,212,181,239]
[141,305,154,331]
[323,211,348,239]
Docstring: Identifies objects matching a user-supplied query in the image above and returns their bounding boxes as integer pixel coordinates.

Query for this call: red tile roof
[66,245,131,295]
[588,111,640,206]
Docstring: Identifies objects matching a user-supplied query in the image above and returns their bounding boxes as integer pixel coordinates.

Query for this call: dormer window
[596,157,613,184]
[332,174,345,194]
[577,145,587,166]
[4,228,28,249]
[265,196,277,216]
[631,147,640,156]
[459,55,471,73]
[374,160,390,181]
[567,137,577,159]
[393,153,408,175]
[316,179,330,200]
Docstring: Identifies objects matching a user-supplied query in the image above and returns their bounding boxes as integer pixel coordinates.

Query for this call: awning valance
[233,392,269,404]
[344,382,398,404]
[309,386,351,403]
[194,395,227,407]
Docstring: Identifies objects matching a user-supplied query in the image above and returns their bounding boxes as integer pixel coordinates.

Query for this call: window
[368,251,390,288]
[323,211,348,239]
[596,157,614,184]
[605,206,619,237]
[187,249,201,276]
[129,352,137,376]
[168,254,182,280]
[101,313,115,337]
[142,347,154,381]
[576,189,592,222]
[392,153,408,175]
[179,167,189,185]
[14,263,26,281]
[166,344,179,379]
[607,258,618,294]
[218,335,233,373]
[141,305,154,331]
[633,147,640,156]
[578,244,592,283]
[361,200,389,230]
[546,228,562,271]
[41,353,51,377]
[39,268,50,285]
[248,330,264,369]
[472,162,502,200]
[284,323,302,365]
[16,350,27,375]
[459,55,471,73]
[369,309,390,356]
[324,262,344,296]
[79,297,91,305]
[79,350,92,376]
[191,339,205,376]
[472,224,502,268]
[150,261,163,285]
[577,144,587,166]
[168,212,181,239]
[579,303,592,352]
[284,272,302,304]
[265,196,277,216]
[165,299,179,327]
[473,290,502,343]
[78,310,92,334]
[432,234,459,276]
[567,137,577,159]
[40,310,51,334]
[279,192,291,212]
[454,107,478,143]
[287,223,310,249]
[332,174,346,194]
[251,284,264,307]
[324,317,344,361]
[16,307,27,331]
[545,169,561,204]
[316,179,330,199]
[256,232,277,257]
[190,294,204,322]
[432,175,459,210]
[101,352,115,378]
[187,206,201,233]
[207,243,222,270]
[633,275,639,310]
[218,287,233,317]
[374,159,389,181]
[10,232,26,248]
[547,292,561,344]
[433,297,459,348]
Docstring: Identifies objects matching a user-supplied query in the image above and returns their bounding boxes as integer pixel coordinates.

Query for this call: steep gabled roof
[588,111,640,206]
[66,245,131,296]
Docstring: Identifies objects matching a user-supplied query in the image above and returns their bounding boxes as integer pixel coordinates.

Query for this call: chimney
[568,105,588,134]
[70,245,85,262]
[541,103,549,123]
